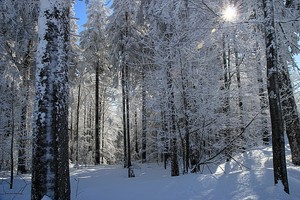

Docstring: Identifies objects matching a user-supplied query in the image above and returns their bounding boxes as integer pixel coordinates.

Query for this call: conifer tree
[31,0,71,199]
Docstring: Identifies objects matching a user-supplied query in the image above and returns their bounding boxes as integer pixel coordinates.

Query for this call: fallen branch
[192,112,259,172]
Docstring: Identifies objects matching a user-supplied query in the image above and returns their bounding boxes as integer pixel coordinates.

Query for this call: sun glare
[222,5,237,22]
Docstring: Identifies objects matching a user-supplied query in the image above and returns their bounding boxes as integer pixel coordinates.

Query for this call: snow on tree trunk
[279,0,300,167]
[255,42,270,145]
[263,0,289,194]
[122,65,128,168]
[167,61,179,177]
[141,68,147,162]
[31,0,71,199]
[95,62,100,165]
[280,64,300,166]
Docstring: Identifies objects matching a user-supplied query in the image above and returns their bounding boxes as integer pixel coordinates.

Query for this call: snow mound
[42,195,52,200]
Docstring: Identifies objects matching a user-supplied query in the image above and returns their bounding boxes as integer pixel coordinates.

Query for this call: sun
[222,5,237,22]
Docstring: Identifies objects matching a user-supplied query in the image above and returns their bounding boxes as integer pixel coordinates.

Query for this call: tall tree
[263,0,289,194]
[277,0,300,166]
[0,0,38,174]
[80,0,109,165]
[108,0,138,173]
[31,0,71,199]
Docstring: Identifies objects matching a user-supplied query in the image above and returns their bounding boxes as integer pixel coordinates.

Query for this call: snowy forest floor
[1,146,300,200]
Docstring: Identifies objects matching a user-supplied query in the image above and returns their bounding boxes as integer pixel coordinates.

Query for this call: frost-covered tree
[0,0,38,174]
[80,0,110,165]
[108,0,139,175]
[275,0,300,166]
[31,0,71,199]
[263,0,289,194]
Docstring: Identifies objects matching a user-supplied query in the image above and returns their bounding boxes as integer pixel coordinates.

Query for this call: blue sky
[74,0,112,32]
[74,1,87,32]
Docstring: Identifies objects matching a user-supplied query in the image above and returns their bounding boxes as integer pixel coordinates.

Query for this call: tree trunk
[10,80,15,189]
[125,63,132,173]
[222,34,232,158]
[134,110,139,155]
[122,65,127,168]
[255,42,270,145]
[263,0,289,194]
[167,64,179,177]
[88,102,93,152]
[69,104,74,162]
[75,84,81,165]
[280,64,300,165]
[95,62,100,165]
[141,69,147,162]
[234,35,246,151]
[160,104,169,170]
[280,0,300,166]
[18,40,33,174]
[180,65,190,174]
[101,90,106,164]
[31,1,71,199]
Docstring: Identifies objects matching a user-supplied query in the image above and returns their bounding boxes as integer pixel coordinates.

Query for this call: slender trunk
[75,84,81,165]
[84,97,87,135]
[89,103,93,151]
[70,105,74,162]
[280,63,300,165]
[18,86,28,174]
[95,62,100,165]
[234,39,243,128]
[180,66,190,173]
[160,103,169,170]
[18,40,33,174]
[263,0,289,193]
[10,81,15,189]
[255,42,270,145]
[222,34,232,157]
[280,0,300,166]
[234,35,245,151]
[167,64,179,177]
[122,66,127,168]
[101,91,106,164]
[134,110,138,155]
[141,69,147,162]
[125,63,132,169]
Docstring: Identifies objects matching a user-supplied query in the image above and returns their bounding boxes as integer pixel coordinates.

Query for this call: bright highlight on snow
[222,5,237,22]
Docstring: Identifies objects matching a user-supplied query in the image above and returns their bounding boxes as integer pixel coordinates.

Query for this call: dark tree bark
[75,84,81,165]
[69,103,74,162]
[280,0,300,166]
[95,62,100,165]
[141,69,147,162]
[122,65,128,168]
[31,1,71,199]
[160,103,169,170]
[221,33,233,158]
[279,62,300,166]
[180,65,190,174]
[255,42,270,145]
[125,63,133,176]
[167,63,179,177]
[134,110,139,155]
[101,90,106,164]
[18,40,34,174]
[10,81,15,189]
[263,0,289,194]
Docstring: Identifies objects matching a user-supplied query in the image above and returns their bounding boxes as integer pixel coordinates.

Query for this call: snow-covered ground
[1,146,300,200]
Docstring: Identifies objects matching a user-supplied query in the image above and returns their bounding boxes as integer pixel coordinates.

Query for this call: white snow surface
[41,195,52,200]
[1,146,300,200]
